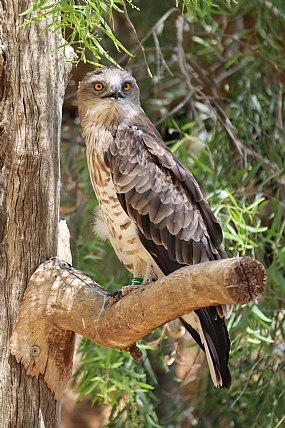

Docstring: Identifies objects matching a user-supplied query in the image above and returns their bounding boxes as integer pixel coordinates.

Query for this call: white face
[77,68,142,130]
[78,67,140,107]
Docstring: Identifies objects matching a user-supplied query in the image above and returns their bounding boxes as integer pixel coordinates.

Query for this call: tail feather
[181,307,231,389]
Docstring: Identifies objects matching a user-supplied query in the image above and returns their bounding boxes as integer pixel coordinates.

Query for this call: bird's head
[78,67,141,131]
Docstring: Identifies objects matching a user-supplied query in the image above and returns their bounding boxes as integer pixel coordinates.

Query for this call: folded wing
[105,120,231,388]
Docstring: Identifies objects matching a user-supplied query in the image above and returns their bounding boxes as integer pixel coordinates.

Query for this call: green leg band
[132,277,143,285]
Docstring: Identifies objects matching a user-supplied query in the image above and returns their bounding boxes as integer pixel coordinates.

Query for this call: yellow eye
[123,83,131,91]
[94,83,104,91]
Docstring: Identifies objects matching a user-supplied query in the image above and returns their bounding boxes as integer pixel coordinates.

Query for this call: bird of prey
[77,67,231,389]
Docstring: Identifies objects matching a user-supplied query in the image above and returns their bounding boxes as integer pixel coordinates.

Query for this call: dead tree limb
[9,256,266,400]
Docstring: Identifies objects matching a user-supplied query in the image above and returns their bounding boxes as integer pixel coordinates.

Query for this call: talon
[105,285,141,308]
[112,290,122,300]
[105,290,122,307]
[121,284,141,296]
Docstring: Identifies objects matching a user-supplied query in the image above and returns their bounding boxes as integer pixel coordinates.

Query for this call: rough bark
[0,1,73,427]
[10,256,266,400]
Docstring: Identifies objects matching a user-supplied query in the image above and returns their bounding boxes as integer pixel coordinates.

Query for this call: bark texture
[10,256,266,400]
[0,1,73,427]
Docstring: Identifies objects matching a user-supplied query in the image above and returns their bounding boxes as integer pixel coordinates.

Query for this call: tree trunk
[0,1,72,426]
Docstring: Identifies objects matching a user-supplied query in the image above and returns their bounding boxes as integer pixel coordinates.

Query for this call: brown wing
[105,120,226,270]
[104,117,231,389]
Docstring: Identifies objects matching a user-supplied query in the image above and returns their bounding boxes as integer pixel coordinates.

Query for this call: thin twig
[152,30,174,78]
[155,92,193,126]
[140,8,180,46]
[230,355,264,408]
[176,15,192,90]
[121,0,152,77]
[119,8,179,66]
[277,83,284,132]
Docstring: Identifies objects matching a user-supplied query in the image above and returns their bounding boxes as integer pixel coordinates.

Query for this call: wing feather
[105,122,226,265]
[105,118,230,389]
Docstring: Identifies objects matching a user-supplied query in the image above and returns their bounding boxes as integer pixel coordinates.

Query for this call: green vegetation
[58,0,285,426]
[20,0,213,66]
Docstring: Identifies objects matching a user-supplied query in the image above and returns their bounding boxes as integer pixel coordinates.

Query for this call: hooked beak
[110,83,122,100]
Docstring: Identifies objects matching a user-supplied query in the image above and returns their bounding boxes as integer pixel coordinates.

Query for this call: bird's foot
[121,284,142,295]
[106,284,141,307]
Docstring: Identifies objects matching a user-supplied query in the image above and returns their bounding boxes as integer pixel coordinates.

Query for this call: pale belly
[85,129,163,282]
[92,170,162,282]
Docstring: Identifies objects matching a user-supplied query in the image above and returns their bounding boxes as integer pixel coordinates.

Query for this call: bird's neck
[80,99,125,135]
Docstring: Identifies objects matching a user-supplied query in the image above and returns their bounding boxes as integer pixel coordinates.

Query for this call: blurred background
[58,1,285,426]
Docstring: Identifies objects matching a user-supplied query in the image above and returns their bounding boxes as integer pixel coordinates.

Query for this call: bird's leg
[107,259,158,307]
[120,261,157,295]
[107,258,145,306]
[117,257,145,297]
[133,257,144,284]
[142,263,157,285]
[111,263,156,303]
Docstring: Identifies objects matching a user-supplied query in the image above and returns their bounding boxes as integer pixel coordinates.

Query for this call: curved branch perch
[9,256,266,400]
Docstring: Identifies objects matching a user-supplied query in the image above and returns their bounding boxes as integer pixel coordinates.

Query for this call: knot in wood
[30,345,41,356]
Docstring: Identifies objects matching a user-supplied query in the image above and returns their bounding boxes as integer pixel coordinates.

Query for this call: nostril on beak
[110,83,121,100]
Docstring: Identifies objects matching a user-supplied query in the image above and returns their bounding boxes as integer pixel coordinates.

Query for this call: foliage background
[56,0,285,426]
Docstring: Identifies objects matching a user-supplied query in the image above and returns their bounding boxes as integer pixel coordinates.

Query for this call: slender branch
[155,92,193,126]
[122,0,152,77]
[119,7,179,66]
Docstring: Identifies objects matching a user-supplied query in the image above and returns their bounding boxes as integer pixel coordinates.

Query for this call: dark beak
[111,83,122,100]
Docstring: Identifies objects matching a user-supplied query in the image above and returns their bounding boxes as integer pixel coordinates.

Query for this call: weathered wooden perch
[9,256,266,400]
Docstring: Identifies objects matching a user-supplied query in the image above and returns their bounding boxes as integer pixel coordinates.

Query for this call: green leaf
[132,381,154,390]
[241,161,264,188]
[238,224,268,233]
[247,337,261,344]
[20,0,49,16]
[110,361,124,369]
[250,304,272,323]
